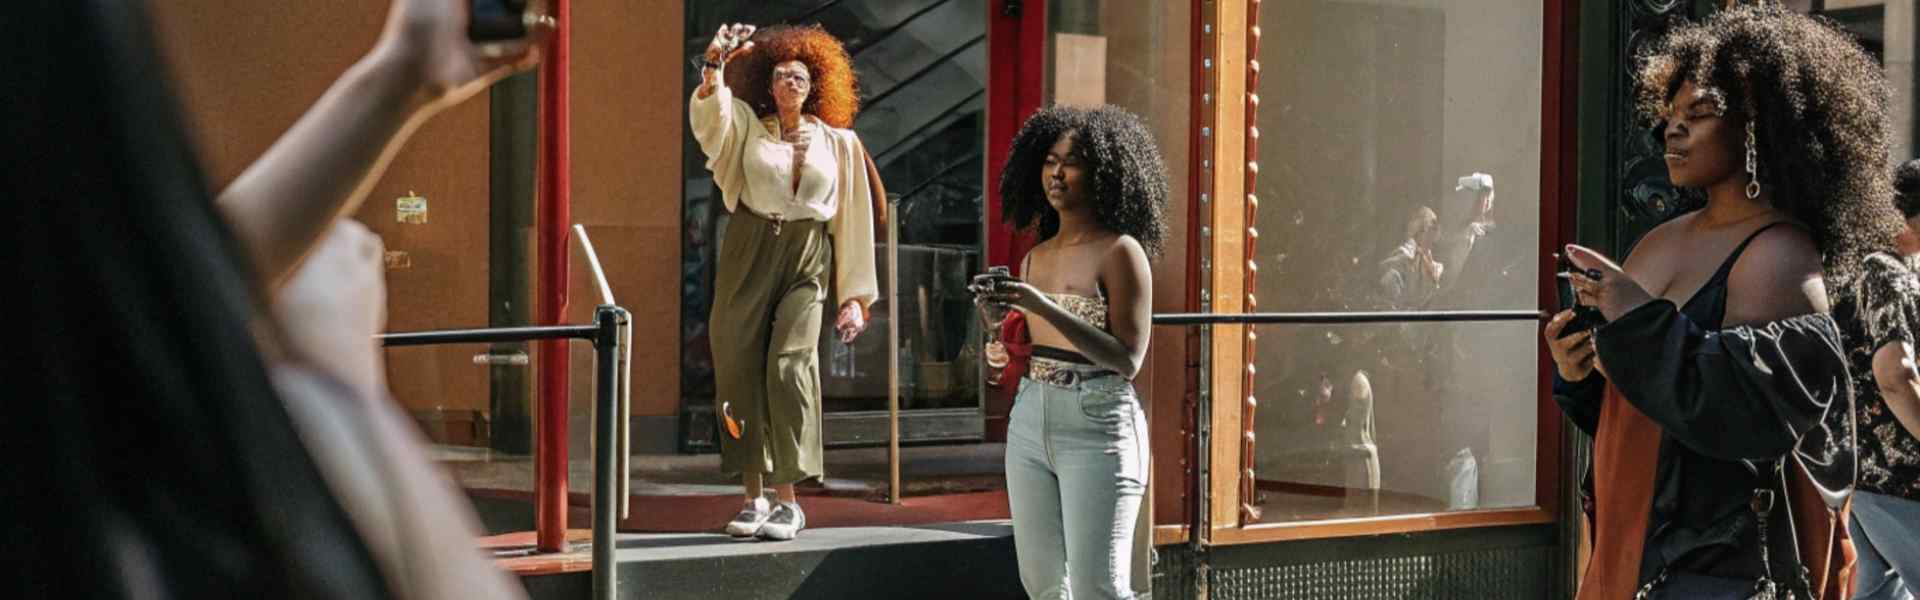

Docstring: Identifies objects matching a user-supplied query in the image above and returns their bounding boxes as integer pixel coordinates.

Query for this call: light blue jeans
[1006,373,1149,600]
[1852,490,1920,600]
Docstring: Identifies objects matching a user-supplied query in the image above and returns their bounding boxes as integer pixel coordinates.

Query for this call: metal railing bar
[1152,310,1547,326]
[377,324,599,347]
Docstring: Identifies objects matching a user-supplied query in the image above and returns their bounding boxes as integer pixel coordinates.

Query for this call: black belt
[1033,345,1096,365]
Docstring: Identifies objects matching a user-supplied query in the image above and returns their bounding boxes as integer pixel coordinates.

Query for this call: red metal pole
[982,0,1047,443]
[984,0,1046,272]
[535,0,572,554]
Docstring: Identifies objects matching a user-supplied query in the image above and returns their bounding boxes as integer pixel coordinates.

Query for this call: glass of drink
[971,266,1015,384]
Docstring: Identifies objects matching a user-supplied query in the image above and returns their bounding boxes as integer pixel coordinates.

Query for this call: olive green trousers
[710,209,830,485]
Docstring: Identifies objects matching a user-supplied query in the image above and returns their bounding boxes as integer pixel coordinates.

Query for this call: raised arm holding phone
[7,1,551,598]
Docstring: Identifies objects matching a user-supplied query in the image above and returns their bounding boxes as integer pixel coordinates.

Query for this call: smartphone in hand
[470,0,531,41]
[1554,253,1605,337]
[970,266,1018,298]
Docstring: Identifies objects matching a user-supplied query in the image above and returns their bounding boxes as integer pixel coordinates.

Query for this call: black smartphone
[1554,253,1605,338]
[970,266,1017,297]
[470,0,530,41]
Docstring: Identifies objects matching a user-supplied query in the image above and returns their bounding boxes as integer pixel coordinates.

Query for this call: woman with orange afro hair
[690,23,884,541]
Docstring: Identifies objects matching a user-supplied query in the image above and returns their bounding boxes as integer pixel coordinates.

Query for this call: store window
[1242,0,1545,525]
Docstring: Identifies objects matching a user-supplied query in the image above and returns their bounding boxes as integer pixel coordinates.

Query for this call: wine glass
[971,266,1014,384]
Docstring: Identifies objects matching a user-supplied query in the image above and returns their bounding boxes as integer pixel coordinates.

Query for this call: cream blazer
[690,83,879,310]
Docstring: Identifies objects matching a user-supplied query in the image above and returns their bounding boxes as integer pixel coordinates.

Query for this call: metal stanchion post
[591,306,622,600]
[887,196,903,505]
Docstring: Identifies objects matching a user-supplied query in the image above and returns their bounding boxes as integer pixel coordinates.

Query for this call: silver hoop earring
[1745,120,1761,199]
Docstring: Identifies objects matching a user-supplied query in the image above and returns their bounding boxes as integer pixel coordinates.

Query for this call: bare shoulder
[1733,222,1821,275]
[1098,235,1151,286]
[1727,221,1825,319]
[1102,234,1149,265]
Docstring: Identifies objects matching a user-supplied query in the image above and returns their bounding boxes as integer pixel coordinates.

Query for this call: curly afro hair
[1635,5,1901,288]
[1000,104,1170,257]
[1895,159,1920,219]
[724,24,859,128]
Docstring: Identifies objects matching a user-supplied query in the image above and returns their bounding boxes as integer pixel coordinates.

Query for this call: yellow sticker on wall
[396,191,428,224]
[384,250,412,270]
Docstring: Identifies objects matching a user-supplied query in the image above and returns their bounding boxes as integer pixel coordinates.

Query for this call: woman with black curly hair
[690,23,884,541]
[977,104,1166,600]
[1546,6,1900,598]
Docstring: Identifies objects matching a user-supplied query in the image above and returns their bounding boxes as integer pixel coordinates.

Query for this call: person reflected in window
[1378,173,1497,313]
[1434,172,1498,295]
[1377,205,1445,310]
[1340,370,1380,491]
[689,23,886,541]
[1546,7,1897,599]
[979,104,1168,600]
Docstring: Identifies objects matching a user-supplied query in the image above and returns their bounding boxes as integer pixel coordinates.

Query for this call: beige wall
[1888,0,1915,162]
[152,2,493,423]
[563,1,686,422]
[151,4,687,444]
[1820,0,1916,160]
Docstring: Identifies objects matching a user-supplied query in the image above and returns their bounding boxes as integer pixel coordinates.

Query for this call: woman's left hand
[835,301,866,343]
[1563,244,1655,321]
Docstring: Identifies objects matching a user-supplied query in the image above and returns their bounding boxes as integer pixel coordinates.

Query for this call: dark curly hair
[1635,5,1901,289]
[724,24,859,128]
[1895,159,1920,219]
[1000,104,1170,257]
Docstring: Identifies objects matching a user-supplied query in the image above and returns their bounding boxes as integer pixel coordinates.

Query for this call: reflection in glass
[1248,0,1542,524]
[1252,322,1539,521]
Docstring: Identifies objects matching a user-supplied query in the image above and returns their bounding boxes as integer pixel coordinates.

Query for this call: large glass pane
[1250,321,1539,521]
[1247,0,1542,523]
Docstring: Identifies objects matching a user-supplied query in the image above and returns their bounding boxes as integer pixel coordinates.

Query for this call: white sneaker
[756,501,806,541]
[724,495,773,537]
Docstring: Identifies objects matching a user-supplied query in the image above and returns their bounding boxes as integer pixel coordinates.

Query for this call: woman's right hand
[1544,309,1597,382]
[374,0,549,115]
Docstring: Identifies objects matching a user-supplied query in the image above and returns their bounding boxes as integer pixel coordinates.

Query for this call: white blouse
[690,83,879,310]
